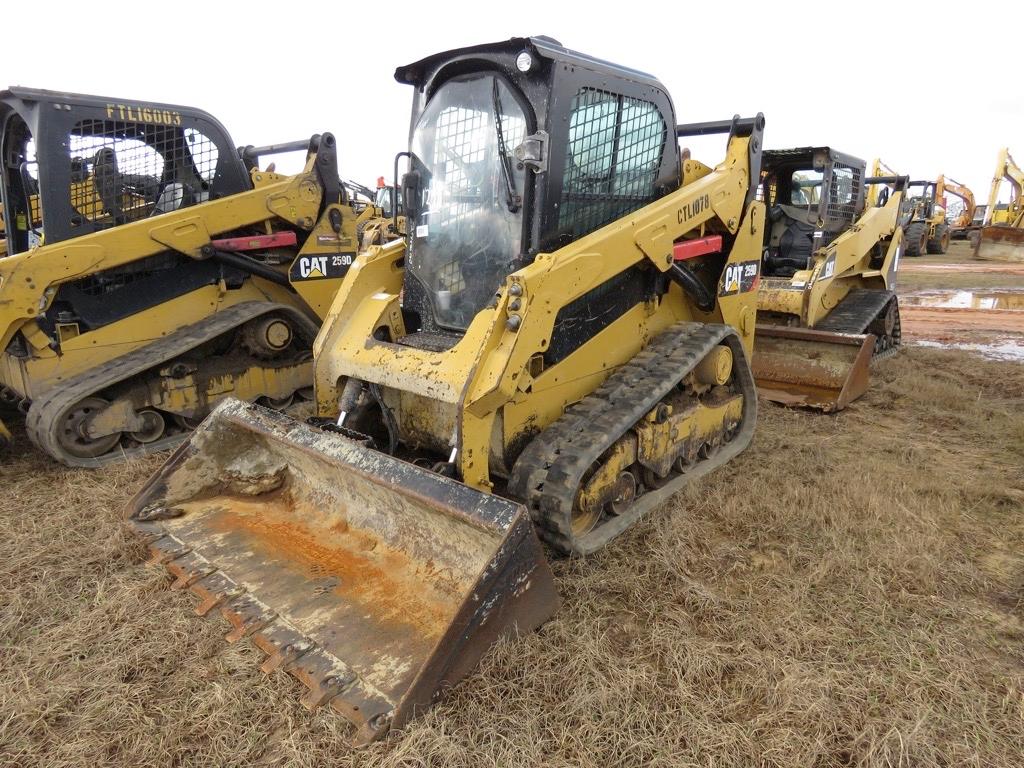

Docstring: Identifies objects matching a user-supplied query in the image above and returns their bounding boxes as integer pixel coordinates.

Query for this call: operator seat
[151,182,195,216]
[764,204,815,277]
[92,147,123,225]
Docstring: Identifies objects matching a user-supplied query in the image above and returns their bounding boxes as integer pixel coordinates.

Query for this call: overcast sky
[3,0,1020,207]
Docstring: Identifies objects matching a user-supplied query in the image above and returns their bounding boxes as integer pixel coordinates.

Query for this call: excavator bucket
[975,226,1024,263]
[751,325,876,412]
[126,398,558,744]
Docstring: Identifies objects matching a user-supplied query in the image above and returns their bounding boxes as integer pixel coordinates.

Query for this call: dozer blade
[975,226,1024,263]
[751,325,876,412]
[125,398,558,744]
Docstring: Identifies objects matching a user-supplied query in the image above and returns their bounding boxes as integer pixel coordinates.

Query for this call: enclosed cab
[0,87,249,255]
[393,36,681,346]
[759,147,866,277]
[902,180,949,255]
[752,146,906,411]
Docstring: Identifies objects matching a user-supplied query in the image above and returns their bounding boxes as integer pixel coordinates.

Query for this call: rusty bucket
[126,398,558,744]
[751,325,876,412]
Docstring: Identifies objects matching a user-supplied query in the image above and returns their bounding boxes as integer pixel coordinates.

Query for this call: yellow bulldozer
[0,87,397,462]
[127,37,766,742]
[973,146,1024,262]
[752,147,908,411]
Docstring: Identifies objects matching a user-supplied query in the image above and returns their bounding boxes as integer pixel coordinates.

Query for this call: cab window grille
[66,119,220,229]
[559,88,666,240]
[429,104,525,232]
[826,162,860,222]
[422,102,525,306]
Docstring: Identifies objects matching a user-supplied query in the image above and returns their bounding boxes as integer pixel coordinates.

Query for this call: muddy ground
[898,241,1024,360]
[0,246,1022,767]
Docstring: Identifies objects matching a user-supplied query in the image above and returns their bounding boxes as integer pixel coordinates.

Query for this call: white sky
[3,0,1020,205]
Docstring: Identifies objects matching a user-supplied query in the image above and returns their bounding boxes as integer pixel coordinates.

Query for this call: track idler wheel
[57,397,122,459]
[130,409,167,444]
[259,393,295,410]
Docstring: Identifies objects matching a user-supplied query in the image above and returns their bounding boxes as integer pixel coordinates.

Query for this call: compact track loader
[974,147,1024,262]
[0,87,395,462]
[128,37,766,742]
[753,147,907,411]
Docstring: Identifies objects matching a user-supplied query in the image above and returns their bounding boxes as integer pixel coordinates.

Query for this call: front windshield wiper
[491,78,520,213]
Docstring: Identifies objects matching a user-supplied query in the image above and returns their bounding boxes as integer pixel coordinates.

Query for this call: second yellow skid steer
[752,147,907,411]
[128,37,766,742]
[0,87,394,463]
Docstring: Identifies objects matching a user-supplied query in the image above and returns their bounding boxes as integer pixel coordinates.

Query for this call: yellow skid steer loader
[0,87,396,462]
[128,37,766,742]
[753,147,907,411]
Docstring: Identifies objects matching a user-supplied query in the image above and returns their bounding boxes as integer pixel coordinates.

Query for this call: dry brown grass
[1,347,1022,767]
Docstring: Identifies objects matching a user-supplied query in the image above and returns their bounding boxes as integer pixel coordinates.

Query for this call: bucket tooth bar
[138,528,415,744]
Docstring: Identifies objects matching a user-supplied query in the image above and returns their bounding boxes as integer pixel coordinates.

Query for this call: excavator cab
[760,147,865,278]
[0,88,249,256]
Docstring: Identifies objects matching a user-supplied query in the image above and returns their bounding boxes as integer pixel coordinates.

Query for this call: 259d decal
[289,253,355,281]
[719,260,760,296]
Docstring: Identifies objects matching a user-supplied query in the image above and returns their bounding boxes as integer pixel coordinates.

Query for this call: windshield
[791,171,822,205]
[407,73,527,330]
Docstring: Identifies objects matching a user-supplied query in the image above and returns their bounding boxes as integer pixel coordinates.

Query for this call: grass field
[1,343,1022,767]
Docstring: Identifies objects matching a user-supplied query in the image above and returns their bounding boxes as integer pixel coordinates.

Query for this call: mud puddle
[899,290,1024,361]
[900,289,1024,310]
[911,338,1024,362]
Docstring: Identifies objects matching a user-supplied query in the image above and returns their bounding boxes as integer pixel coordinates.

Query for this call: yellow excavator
[752,147,907,411]
[0,87,396,462]
[974,147,1024,262]
[935,175,977,240]
[128,37,766,742]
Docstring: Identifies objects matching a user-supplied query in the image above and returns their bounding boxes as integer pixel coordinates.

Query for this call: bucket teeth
[190,571,245,617]
[144,542,400,743]
[221,594,278,643]
[165,550,218,590]
[255,622,397,742]
[147,535,192,565]
[259,640,312,674]
[126,398,560,745]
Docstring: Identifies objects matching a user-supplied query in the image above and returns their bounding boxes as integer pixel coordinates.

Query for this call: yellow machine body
[0,88,397,464]
[975,147,1024,262]
[936,174,977,238]
[128,37,765,743]
[753,148,906,411]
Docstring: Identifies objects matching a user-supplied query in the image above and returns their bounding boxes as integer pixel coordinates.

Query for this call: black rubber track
[508,322,757,556]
